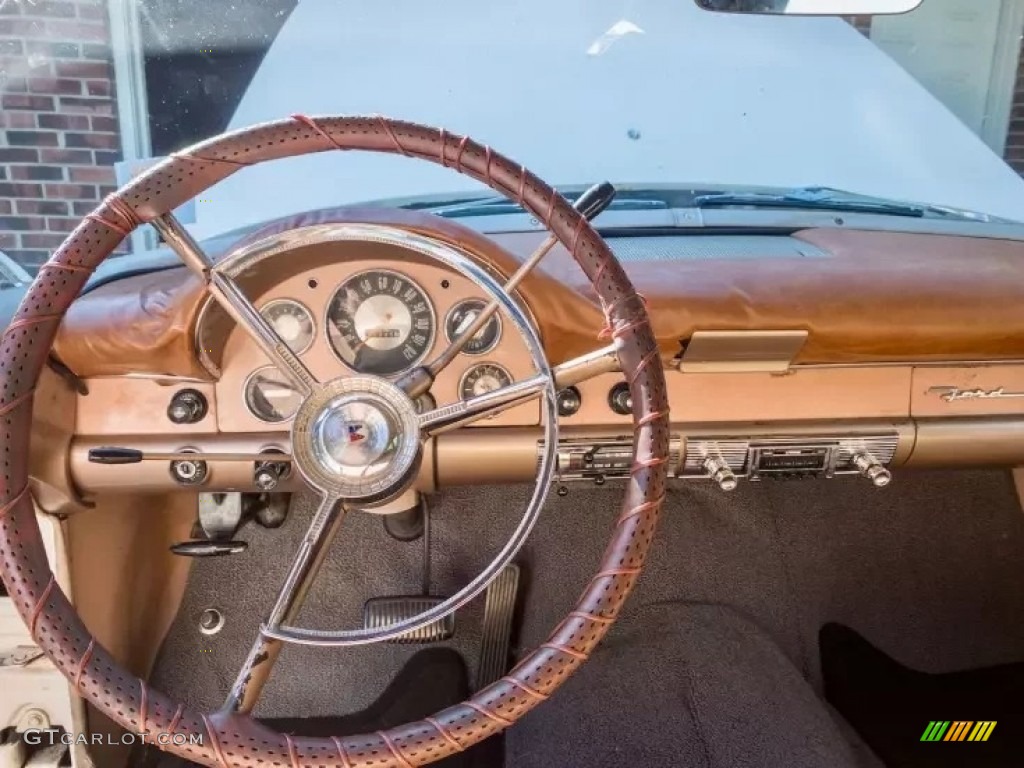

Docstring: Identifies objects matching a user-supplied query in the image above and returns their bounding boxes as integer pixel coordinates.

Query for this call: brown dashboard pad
[53,215,1024,379]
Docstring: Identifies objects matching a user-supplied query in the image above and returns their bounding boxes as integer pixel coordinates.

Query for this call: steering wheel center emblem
[291,375,422,505]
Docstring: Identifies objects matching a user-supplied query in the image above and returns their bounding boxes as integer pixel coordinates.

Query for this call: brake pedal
[363,596,454,643]
[364,497,454,643]
[475,563,521,690]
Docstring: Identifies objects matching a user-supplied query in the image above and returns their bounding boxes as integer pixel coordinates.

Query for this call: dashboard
[29,207,1024,507]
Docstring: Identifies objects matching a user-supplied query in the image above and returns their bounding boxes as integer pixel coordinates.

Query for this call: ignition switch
[170,450,208,485]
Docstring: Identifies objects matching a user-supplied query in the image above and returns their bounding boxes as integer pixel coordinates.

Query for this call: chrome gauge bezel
[244,364,303,423]
[444,298,503,356]
[458,362,514,401]
[323,268,437,378]
[259,298,316,355]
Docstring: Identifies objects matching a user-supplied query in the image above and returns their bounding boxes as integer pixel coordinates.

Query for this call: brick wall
[0,0,121,272]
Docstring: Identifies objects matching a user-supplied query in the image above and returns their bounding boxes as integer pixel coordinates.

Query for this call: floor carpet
[150,469,1024,762]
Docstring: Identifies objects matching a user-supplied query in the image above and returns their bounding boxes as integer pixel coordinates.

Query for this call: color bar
[921,721,950,742]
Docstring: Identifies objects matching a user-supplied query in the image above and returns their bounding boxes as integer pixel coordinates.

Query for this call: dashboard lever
[88,447,144,464]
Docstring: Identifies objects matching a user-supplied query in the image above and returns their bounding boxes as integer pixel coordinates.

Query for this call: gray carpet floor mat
[151,469,1024,723]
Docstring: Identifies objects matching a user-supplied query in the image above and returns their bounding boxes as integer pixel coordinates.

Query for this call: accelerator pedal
[475,563,521,691]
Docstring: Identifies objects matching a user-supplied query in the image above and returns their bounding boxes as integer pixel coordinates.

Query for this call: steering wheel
[0,116,669,767]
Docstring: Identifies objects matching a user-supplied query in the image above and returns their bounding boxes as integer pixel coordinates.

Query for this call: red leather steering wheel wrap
[0,116,669,767]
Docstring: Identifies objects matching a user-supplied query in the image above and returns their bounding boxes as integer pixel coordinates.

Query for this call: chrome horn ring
[233,222,560,647]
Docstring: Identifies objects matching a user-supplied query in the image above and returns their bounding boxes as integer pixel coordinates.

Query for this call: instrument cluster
[227,264,530,429]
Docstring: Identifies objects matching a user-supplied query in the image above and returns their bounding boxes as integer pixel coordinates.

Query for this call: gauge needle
[456,310,479,337]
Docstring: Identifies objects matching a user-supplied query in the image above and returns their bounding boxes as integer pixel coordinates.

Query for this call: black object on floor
[139,648,490,768]
[821,623,1024,767]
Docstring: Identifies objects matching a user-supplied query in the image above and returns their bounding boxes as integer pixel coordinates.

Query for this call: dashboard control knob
[168,389,208,425]
[703,456,738,492]
[852,451,892,488]
[557,386,582,417]
[608,382,633,415]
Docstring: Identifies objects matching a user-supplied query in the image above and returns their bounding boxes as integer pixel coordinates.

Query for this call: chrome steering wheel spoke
[152,213,318,397]
[222,492,347,714]
[417,371,550,436]
[416,342,621,436]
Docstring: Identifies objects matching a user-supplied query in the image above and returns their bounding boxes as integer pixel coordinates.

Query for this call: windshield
[2,0,1024,270]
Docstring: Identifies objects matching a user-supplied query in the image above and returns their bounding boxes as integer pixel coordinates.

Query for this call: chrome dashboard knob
[853,451,892,488]
[703,456,738,491]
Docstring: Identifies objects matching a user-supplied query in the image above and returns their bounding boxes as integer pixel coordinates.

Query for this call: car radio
[541,433,897,491]
[544,436,684,482]
[683,434,898,490]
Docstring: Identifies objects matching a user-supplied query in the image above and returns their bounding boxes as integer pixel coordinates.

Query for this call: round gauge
[459,362,513,400]
[325,270,435,376]
[244,366,304,423]
[261,299,315,354]
[413,391,437,415]
[444,299,502,355]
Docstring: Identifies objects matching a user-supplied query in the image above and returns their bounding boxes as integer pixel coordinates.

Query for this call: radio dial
[703,456,738,492]
[852,451,892,488]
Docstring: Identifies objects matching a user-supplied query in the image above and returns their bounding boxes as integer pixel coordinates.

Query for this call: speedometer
[325,269,435,376]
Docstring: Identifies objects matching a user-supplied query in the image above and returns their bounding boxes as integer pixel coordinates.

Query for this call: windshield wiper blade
[692,187,927,218]
[422,191,668,219]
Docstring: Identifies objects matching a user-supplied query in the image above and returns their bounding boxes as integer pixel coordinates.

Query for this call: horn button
[292,376,422,504]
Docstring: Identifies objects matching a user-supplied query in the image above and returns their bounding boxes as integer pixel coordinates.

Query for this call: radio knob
[852,451,892,488]
[703,456,738,492]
